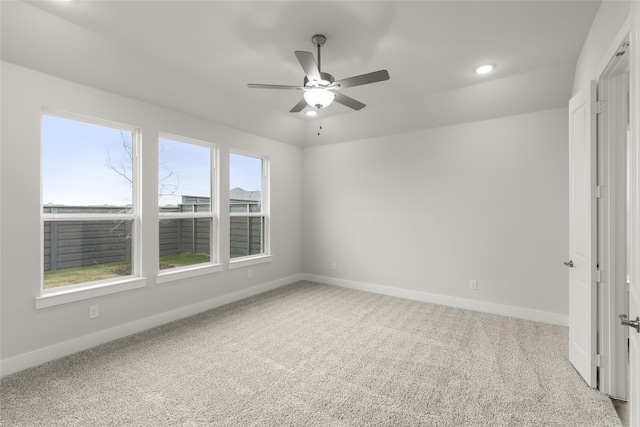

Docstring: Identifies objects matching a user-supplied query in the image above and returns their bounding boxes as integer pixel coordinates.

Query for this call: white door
[568,81,597,387]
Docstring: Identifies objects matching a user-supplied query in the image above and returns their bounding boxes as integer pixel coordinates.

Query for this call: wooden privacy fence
[230,216,263,258]
[230,197,263,259]
[44,198,260,272]
[159,215,211,258]
[44,218,132,271]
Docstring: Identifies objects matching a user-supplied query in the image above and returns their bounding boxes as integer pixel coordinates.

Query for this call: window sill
[156,263,223,285]
[35,277,147,309]
[228,255,273,270]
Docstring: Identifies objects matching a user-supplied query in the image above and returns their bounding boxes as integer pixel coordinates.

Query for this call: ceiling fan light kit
[247,34,390,114]
[303,88,335,109]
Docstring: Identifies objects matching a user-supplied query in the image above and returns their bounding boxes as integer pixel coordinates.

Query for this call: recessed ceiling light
[306,110,317,117]
[475,64,494,75]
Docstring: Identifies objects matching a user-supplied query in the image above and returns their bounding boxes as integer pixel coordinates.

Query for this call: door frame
[627,3,640,423]
[596,33,629,400]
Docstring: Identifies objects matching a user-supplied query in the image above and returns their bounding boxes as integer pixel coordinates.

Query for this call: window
[42,112,140,292]
[229,152,269,263]
[157,135,218,280]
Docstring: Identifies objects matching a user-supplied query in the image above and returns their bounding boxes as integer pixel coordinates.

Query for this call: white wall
[303,108,569,324]
[0,62,303,374]
[572,0,631,95]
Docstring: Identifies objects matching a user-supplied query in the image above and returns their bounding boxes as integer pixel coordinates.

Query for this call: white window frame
[156,133,221,284]
[37,109,146,309]
[228,150,272,269]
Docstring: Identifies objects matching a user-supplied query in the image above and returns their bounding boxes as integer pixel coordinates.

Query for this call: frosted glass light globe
[304,88,335,109]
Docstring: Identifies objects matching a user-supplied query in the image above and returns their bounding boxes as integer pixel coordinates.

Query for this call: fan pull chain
[317,118,323,136]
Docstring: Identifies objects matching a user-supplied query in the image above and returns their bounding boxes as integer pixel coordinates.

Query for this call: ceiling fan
[247,34,390,113]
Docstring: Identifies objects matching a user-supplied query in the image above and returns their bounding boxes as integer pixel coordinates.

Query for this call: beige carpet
[0,281,622,426]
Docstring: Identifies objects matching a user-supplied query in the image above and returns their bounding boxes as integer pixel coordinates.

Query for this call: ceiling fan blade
[289,98,308,113]
[248,84,302,90]
[335,70,390,89]
[334,92,366,110]
[294,51,321,82]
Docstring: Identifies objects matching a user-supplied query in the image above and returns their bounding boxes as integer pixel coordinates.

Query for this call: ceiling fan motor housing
[304,72,335,87]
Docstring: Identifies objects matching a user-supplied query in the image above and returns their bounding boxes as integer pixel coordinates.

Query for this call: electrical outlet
[469,280,477,290]
[331,262,337,271]
[248,269,253,279]
[89,305,99,319]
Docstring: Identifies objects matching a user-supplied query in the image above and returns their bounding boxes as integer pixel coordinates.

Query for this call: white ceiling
[1,0,601,146]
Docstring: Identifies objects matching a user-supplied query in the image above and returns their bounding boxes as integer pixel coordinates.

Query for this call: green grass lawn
[43,252,211,290]
[158,252,209,267]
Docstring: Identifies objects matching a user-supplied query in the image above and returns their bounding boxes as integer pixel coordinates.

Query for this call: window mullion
[158,212,214,219]
[229,212,265,218]
[44,213,135,221]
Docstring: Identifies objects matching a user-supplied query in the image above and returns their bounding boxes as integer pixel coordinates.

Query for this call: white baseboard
[303,274,568,327]
[0,274,302,378]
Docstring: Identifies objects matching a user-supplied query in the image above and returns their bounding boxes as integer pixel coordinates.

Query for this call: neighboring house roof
[230,187,261,202]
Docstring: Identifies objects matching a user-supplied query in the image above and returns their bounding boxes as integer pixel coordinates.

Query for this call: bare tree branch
[104,132,180,202]
[105,133,181,238]
[158,141,179,202]
[104,131,133,185]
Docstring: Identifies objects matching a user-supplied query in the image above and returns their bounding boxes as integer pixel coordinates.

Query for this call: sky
[42,115,262,208]
[229,152,262,192]
[159,137,210,206]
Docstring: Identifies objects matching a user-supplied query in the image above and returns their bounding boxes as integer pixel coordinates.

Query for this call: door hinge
[592,186,604,199]
[592,101,606,114]
[592,353,604,367]
[594,269,602,283]
[616,41,629,57]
